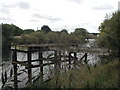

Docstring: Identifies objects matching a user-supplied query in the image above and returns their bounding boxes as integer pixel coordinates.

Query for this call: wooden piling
[54,50,57,69]
[38,50,43,82]
[12,49,18,88]
[68,52,72,69]
[73,52,77,68]
[58,51,61,69]
[84,53,87,64]
[27,48,32,84]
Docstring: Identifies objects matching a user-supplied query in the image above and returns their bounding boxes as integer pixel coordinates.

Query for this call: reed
[27,59,119,88]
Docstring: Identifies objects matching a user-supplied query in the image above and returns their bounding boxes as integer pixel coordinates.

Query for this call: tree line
[2,24,95,49]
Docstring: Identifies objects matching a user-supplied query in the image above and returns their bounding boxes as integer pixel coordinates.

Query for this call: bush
[27,60,119,88]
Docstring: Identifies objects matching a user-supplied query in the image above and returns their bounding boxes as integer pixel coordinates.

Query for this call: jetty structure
[2,43,108,88]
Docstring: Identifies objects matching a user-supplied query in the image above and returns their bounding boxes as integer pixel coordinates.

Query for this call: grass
[26,59,119,89]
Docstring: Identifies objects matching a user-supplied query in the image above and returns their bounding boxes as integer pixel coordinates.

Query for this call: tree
[2,24,23,48]
[45,31,59,43]
[61,29,68,34]
[41,25,52,33]
[98,11,120,53]
[59,30,69,44]
[2,24,23,36]
[23,29,35,34]
[72,28,89,39]
[21,32,46,44]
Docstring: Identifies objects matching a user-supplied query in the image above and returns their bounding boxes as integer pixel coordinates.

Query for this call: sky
[0,0,119,33]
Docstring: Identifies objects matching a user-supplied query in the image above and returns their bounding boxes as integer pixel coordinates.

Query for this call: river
[0,49,105,88]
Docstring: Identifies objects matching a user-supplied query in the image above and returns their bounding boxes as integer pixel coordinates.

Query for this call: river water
[0,49,105,88]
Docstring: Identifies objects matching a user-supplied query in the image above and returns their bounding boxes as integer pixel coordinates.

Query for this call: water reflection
[2,48,12,61]
[1,50,105,88]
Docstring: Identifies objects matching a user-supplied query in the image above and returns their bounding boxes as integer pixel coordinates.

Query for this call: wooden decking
[11,43,72,52]
[2,44,109,88]
[11,44,109,54]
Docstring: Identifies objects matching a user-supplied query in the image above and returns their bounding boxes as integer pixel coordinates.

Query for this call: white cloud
[68,0,84,4]
[93,5,113,10]
[32,13,62,21]
[17,2,30,9]
[118,1,120,11]
[0,0,119,32]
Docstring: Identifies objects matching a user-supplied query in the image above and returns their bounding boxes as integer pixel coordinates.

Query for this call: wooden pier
[2,44,89,88]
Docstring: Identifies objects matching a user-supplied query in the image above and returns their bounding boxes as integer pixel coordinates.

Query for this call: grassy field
[26,59,119,89]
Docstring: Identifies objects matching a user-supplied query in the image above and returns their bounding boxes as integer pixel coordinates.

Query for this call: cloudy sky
[0,0,119,33]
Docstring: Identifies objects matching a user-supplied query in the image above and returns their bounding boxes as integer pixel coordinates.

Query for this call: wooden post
[73,52,77,68]
[27,48,32,84]
[68,52,72,69]
[84,53,87,64]
[58,51,61,69]
[12,49,18,88]
[39,50,43,82]
[54,50,57,69]
[74,52,77,60]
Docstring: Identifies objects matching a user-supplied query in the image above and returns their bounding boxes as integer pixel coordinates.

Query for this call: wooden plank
[25,62,54,69]
[12,61,29,67]
[20,58,54,63]
[11,49,29,53]
[80,53,87,60]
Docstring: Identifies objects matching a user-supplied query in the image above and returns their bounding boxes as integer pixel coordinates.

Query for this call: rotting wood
[12,61,29,67]
[12,49,18,88]
[8,44,90,88]
[27,48,32,84]
[38,51,43,82]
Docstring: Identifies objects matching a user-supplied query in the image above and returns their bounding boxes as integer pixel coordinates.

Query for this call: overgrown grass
[26,59,119,89]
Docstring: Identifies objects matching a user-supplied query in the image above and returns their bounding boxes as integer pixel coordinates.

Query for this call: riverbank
[26,59,119,88]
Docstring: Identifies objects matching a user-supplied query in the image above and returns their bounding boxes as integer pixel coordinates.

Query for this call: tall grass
[26,59,119,88]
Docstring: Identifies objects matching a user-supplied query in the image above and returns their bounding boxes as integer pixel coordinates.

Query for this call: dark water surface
[1,48,106,88]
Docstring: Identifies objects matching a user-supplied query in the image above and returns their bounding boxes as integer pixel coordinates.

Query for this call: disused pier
[2,44,88,88]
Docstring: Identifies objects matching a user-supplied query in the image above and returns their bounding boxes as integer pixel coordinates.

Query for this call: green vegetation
[2,24,23,48]
[97,11,120,53]
[23,29,35,34]
[2,24,93,47]
[26,60,119,88]
[41,25,52,33]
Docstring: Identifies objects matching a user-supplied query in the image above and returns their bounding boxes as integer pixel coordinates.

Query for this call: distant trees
[2,24,23,36]
[23,29,35,34]
[2,24,23,48]
[61,29,68,34]
[97,11,120,53]
[41,25,52,33]
[72,28,89,39]
[2,23,91,48]
[19,27,89,45]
